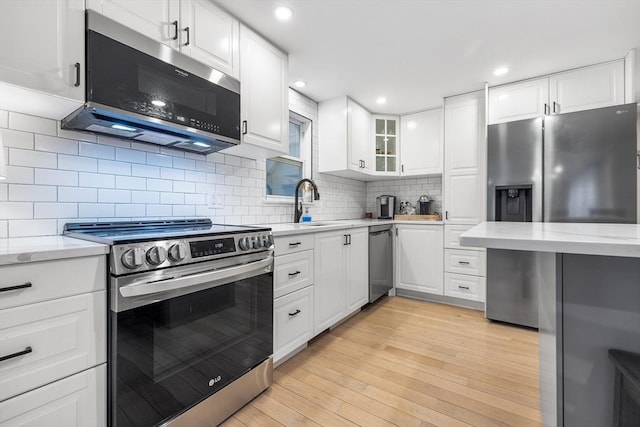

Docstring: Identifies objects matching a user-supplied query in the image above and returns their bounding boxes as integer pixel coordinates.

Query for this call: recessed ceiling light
[274,6,293,21]
[376,97,387,105]
[294,80,306,88]
[493,67,509,76]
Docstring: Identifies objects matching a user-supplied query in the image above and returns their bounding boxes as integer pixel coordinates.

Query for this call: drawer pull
[458,285,470,290]
[458,261,470,265]
[288,271,301,278]
[0,346,32,363]
[0,282,32,293]
[288,309,301,317]
[288,242,301,247]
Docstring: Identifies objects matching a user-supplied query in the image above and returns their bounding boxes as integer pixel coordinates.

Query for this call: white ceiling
[215,0,640,115]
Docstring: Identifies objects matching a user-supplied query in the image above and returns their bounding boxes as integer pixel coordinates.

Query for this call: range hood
[62,11,241,155]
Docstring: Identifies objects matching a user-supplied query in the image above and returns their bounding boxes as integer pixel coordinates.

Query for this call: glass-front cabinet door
[373,116,399,174]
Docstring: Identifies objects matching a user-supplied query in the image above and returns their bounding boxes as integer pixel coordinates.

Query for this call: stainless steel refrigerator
[486,103,637,328]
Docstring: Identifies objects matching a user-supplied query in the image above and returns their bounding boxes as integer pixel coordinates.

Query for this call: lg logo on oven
[208,376,222,387]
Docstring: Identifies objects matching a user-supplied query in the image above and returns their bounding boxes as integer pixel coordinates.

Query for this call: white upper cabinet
[349,99,372,173]
[488,60,626,124]
[400,108,443,176]
[549,61,624,114]
[88,0,239,78]
[443,91,486,225]
[0,0,85,119]
[372,116,399,175]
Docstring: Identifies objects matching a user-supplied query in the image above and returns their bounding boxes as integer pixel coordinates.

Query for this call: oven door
[110,253,273,427]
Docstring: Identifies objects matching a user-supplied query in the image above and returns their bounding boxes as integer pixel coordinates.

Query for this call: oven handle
[119,256,272,298]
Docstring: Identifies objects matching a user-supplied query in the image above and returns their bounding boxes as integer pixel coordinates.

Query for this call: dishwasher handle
[369,229,392,236]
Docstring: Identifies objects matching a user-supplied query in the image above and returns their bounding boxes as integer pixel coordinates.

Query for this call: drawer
[273,234,314,256]
[445,249,486,276]
[444,272,485,302]
[0,363,106,427]
[274,250,313,298]
[274,286,313,362]
[0,291,107,401]
[0,256,106,310]
[444,225,485,251]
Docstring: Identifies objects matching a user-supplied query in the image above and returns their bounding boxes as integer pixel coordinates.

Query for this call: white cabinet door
[0,0,85,109]
[348,99,372,172]
[395,225,443,295]
[87,0,178,47]
[400,108,443,176]
[488,78,549,124]
[313,232,346,334]
[444,92,486,225]
[179,0,239,78]
[236,24,288,157]
[549,61,625,114]
[273,286,313,364]
[345,229,369,313]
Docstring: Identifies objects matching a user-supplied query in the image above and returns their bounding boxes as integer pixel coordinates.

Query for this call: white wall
[0,90,367,238]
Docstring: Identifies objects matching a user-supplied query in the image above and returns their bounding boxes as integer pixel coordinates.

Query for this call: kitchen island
[460,222,640,427]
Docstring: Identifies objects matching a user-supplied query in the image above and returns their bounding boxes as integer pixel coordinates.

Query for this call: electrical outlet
[207,192,224,208]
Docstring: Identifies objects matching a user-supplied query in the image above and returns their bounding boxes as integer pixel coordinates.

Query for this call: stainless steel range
[64,219,274,427]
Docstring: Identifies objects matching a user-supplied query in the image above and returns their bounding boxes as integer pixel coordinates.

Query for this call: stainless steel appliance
[64,219,274,427]
[486,103,637,328]
[417,195,431,215]
[369,224,393,303]
[376,195,397,219]
[62,11,240,154]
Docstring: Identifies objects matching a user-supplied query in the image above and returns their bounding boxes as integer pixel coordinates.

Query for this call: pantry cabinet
[400,108,443,176]
[314,228,368,333]
[395,224,444,295]
[443,91,486,225]
[488,60,625,124]
[87,0,239,78]
[0,0,85,119]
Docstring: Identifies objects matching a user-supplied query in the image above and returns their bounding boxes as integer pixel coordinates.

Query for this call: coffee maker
[376,195,397,219]
[417,195,431,215]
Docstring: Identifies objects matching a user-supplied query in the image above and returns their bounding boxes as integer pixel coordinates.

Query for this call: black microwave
[62,11,240,154]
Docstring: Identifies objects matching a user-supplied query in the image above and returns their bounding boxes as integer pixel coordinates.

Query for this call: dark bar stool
[608,349,640,427]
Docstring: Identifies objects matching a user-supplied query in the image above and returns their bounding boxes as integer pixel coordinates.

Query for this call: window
[266,112,311,201]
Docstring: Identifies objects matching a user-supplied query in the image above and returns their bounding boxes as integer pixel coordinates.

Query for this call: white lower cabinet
[395,224,443,295]
[443,224,486,302]
[314,228,368,334]
[273,286,313,364]
[0,363,106,427]
[444,273,485,302]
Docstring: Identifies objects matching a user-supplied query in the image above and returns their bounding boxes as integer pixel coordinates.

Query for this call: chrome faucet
[293,178,320,223]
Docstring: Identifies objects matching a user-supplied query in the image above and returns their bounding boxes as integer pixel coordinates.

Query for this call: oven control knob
[238,236,251,251]
[146,246,167,266]
[121,248,145,269]
[263,234,273,248]
[252,236,262,249]
[168,243,188,262]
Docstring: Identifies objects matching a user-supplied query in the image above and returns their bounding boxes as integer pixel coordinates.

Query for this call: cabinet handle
[343,235,349,245]
[347,234,352,245]
[288,271,301,277]
[362,160,365,169]
[445,211,449,220]
[172,20,179,40]
[553,101,559,114]
[0,346,32,363]
[288,309,301,317]
[74,62,81,87]
[0,282,32,293]
[288,241,301,247]
[458,285,470,290]
[242,120,248,135]
[458,261,470,265]
[401,164,404,173]
[184,26,190,46]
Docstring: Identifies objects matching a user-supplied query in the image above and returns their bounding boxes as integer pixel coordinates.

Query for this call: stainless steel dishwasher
[369,224,393,303]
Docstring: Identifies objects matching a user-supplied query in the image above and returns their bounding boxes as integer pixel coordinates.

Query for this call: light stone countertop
[0,236,110,266]
[261,218,443,237]
[459,221,640,258]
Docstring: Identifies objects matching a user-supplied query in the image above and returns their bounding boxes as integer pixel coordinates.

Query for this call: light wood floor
[222,296,541,427]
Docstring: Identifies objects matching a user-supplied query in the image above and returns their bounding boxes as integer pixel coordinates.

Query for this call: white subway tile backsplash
[98,189,131,203]
[173,157,196,170]
[146,204,172,216]
[34,135,78,155]
[172,181,195,193]
[34,202,77,219]
[132,164,160,179]
[184,194,205,205]
[0,202,33,219]
[161,167,184,181]
[115,176,146,190]
[79,172,115,188]
[184,152,205,161]
[161,192,184,205]
[115,204,145,217]
[58,187,97,202]
[225,156,242,166]
[116,147,147,164]
[97,135,131,149]
[58,154,97,172]
[8,219,57,237]
[206,152,224,164]
[147,153,173,167]
[0,184,6,201]
[206,173,224,185]
[216,163,233,175]
[79,203,114,217]
[1,129,34,149]
[57,127,97,142]
[9,148,56,168]
[147,178,172,192]
[9,184,56,202]
[195,160,216,173]
[160,147,184,157]
[35,169,78,186]
[185,170,206,182]
[9,112,56,136]
[0,220,7,238]
[0,110,8,128]
[225,175,242,186]
[79,141,115,159]
[173,205,195,216]
[98,159,131,176]
[130,142,159,153]
[131,191,160,204]
[4,166,34,184]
